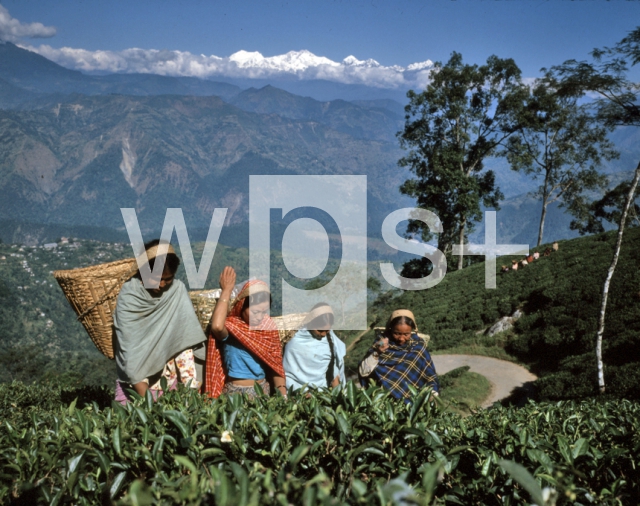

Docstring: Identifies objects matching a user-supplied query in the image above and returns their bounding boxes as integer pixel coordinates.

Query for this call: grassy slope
[437,366,493,414]
[352,227,640,400]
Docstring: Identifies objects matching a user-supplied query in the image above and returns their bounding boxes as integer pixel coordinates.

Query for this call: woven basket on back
[189,289,306,345]
[56,262,311,359]
[54,258,138,360]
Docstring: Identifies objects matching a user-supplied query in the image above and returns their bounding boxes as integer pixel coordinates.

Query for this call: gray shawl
[114,277,206,384]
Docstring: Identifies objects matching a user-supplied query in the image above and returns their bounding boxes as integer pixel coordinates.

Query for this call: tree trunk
[537,200,548,248]
[595,160,640,394]
[457,219,466,270]
[538,166,552,248]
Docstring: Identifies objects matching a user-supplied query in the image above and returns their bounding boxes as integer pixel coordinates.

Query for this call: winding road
[432,355,537,408]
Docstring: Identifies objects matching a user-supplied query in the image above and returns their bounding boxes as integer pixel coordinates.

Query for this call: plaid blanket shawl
[363,334,439,400]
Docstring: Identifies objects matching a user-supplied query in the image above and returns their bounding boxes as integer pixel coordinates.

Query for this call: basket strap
[76,266,138,321]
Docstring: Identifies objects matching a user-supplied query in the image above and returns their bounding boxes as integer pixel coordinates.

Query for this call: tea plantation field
[2,381,639,505]
[2,228,640,504]
[356,227,640,401]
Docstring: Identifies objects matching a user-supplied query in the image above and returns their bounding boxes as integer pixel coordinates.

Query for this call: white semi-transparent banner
[249,175,367,330]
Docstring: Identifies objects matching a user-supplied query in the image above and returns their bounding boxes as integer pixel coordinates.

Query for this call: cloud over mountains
[0,5,432,89]
[0,5,56,43]
[23,44,433,89]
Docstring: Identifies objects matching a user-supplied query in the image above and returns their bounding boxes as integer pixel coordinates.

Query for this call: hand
[374,337,389,353]
[210,266,236,340]
[274,382,288,399]
[219,266,236,292]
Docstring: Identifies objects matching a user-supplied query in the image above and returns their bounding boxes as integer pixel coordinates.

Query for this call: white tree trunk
[457,220,466,270]
[595,161,640,394]
[537,200,548,248]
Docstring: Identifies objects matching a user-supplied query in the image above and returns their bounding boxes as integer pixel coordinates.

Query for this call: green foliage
[571,179,640,235]
[437,368,492,415]
[437,366,470,389]
[503,73,617,247]
[551,26,640,130]
[398,51,523,270]
[366,227,640,400]
[1,381,639,504]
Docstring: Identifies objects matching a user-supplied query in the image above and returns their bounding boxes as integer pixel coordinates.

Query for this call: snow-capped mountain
[26,44,434,90]
[342,55,381,67]
[230,49,339,71]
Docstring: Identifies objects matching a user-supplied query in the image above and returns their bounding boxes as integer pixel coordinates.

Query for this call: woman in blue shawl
[283,303,346,391]
[359,309,439,401]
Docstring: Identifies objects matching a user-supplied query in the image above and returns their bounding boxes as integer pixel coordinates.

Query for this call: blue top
[221,333,266,380]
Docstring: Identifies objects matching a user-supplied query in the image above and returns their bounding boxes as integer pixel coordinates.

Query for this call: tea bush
[1,382,639,505]
[370,228,640,400]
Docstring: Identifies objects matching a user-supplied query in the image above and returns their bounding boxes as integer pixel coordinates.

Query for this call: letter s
[379,208,447,291]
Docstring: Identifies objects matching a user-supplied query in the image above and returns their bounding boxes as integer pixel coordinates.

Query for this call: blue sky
[2,1,639,84]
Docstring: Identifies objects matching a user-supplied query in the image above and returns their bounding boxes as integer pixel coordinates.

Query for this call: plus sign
[452,211,529,289]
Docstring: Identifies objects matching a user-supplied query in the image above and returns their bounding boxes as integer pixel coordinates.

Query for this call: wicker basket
[54,258,138,360]
[56,263,311,359]
[189,289,306,344]
[189,288,224,332]
[273,312,307,345]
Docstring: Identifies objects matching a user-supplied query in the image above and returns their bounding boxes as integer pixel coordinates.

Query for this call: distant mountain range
[0,42,242,102]
[1,42,410,103]
[0,93,406,233]
[0,41,638,253]
[26,43,433,100]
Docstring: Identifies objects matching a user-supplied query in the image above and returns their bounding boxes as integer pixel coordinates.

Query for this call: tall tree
[570,179,640,235]
[551,26,640,394]
[398,52,524,272]
[504,75,618,247]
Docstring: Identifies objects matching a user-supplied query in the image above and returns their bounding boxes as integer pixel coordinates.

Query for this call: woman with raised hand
[283,303,346,391]
[204,266,287,399]
[358,309,439,401]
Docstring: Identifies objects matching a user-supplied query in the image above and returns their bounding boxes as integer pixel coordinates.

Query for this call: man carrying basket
[113,240,207,404]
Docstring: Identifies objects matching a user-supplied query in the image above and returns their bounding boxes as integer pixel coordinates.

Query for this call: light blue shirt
[283,329,346,391]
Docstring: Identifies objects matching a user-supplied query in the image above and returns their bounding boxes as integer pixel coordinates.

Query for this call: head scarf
[134,243,177,272]
[302,304,334,328]
[388,309,418,333]
[140,243,176,261]
[205,280,285,398]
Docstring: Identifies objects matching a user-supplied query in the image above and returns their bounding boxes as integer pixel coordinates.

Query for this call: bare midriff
[227,377,260,386]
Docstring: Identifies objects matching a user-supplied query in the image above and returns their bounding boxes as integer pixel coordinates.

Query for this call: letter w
[121,208,227,289]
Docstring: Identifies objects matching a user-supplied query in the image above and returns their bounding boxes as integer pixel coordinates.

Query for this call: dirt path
[432,355,537,408]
